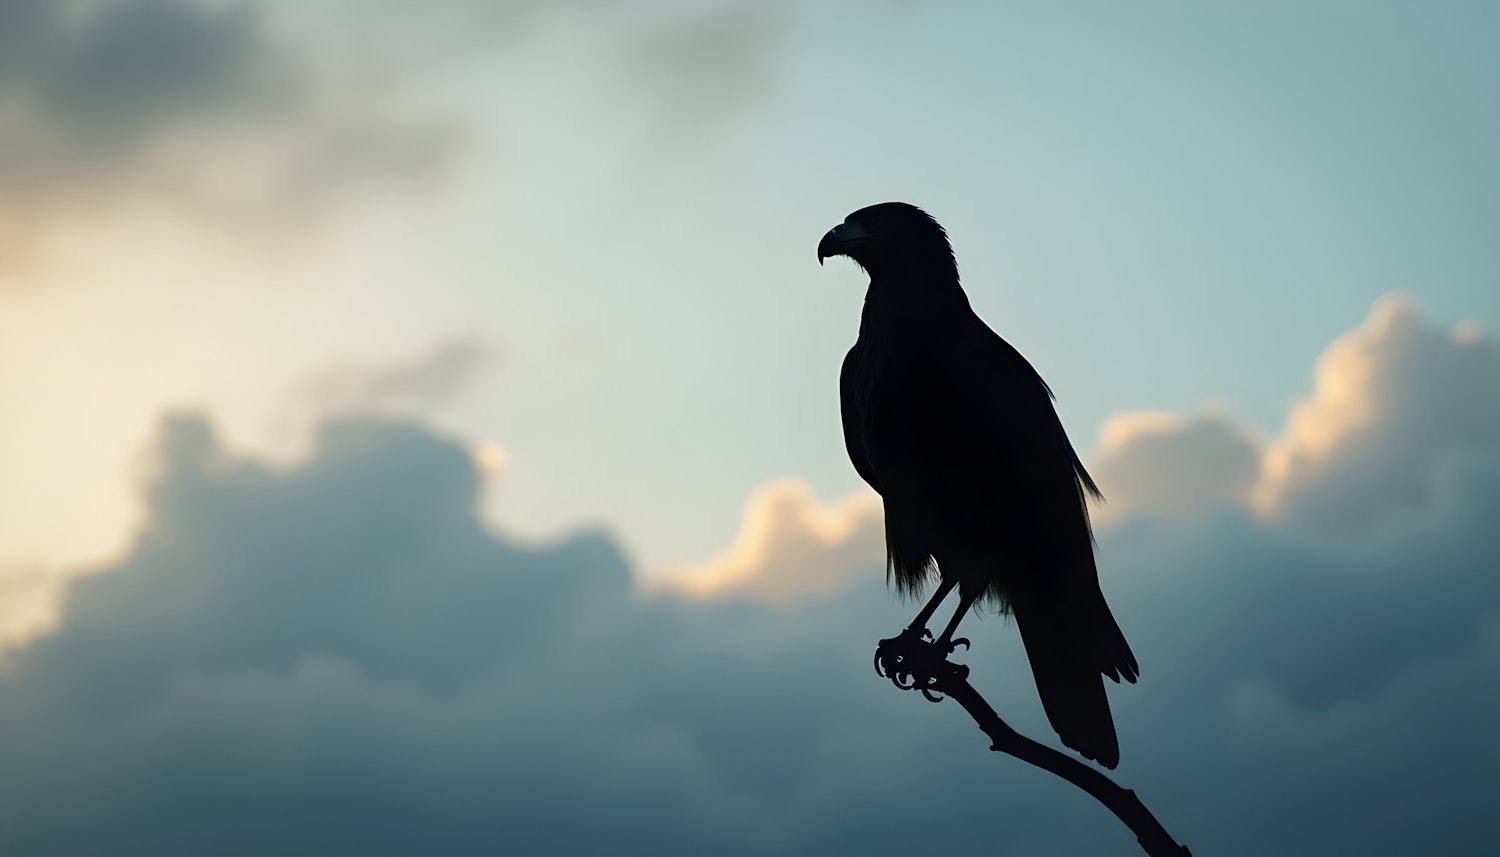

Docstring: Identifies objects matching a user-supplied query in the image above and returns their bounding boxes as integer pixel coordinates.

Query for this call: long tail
[1011,591,1137,769]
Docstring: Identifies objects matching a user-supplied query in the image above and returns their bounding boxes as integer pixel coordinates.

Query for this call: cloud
[1090,409,1264,523]
[0,0,461,269]
[1252,295,1500,528]
[338,0,796,141]
[0,0,804,272]
[0,563,86,653]
[289,336,493,416]
[2,297,1498,854]
[262,335,496,458]
[1082,295,1500,534]
[659,478,882,604]
[614,1,794,145]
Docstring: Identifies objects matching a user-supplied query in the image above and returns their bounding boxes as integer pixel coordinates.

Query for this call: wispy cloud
[0,0,461,272]
[287,336,493,416]
[613,1,795,147]
[0,0,803,275]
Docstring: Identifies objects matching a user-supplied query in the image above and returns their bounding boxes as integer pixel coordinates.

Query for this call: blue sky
[2,1,1497,573]
[0,2,1497,853]
[379,0,1500,568]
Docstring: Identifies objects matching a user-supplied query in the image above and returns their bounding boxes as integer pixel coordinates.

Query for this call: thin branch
[878,637,1192,856]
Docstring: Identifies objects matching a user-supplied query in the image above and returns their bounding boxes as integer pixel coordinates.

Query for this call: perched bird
[819,202,1138,769]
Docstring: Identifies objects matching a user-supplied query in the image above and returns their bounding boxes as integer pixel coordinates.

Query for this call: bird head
[817,202,956,280]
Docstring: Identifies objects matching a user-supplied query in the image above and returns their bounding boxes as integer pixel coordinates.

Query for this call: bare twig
[877,636,1191,856]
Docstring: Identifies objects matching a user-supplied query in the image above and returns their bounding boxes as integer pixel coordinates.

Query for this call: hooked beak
[817,220,872,266]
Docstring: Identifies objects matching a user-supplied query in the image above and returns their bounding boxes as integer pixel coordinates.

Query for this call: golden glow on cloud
[0,560,118,658]
[1090,406,1264,524]
[659,479,882,605]
[1257,314,1382,498]
[1251,296,1437,519]
[0,566,69,657]
[1090,295,1499,529]
[1097,411,1190,451]
[472,441,511,476]
[1452,321,1486,347]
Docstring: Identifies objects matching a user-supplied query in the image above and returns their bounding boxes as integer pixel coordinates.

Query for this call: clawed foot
[873,626,970,701]
[941,636,971,653]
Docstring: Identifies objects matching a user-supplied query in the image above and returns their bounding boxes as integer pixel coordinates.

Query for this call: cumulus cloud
[1090,409,1264,523]
[659,478,882,604]
[0,563,87,653]
[0,413,979,855]
[1252,295,1500,528]
[1080,295,1500,534]
[3,296,1499,854]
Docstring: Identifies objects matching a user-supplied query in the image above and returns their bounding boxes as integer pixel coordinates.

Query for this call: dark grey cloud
[0,0,459,263]
[330,0,793,135]
[4,300,1499,853]
[0,0,800,268]
[1,391,1497,855]
[0,0,280,147]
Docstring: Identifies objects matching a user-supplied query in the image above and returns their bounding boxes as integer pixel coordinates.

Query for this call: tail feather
[1012,593,1133,769]
[1095,596,1139,685]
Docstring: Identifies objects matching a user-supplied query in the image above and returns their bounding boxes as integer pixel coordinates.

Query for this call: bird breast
[851,336,946,473]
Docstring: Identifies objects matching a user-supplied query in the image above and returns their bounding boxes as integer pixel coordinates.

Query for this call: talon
[875,624,971,698]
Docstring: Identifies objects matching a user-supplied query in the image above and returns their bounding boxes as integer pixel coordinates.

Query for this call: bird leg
[932,589,982,654]
[874,579,970,701]
[907,577,957,635]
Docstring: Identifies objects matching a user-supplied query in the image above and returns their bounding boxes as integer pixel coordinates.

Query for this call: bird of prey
[819,202,1138,769]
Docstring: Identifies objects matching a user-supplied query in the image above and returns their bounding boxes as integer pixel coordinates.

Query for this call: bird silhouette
[820,202,1138,769]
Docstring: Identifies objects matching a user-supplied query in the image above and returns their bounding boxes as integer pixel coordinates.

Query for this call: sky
[1,1,1497,854]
